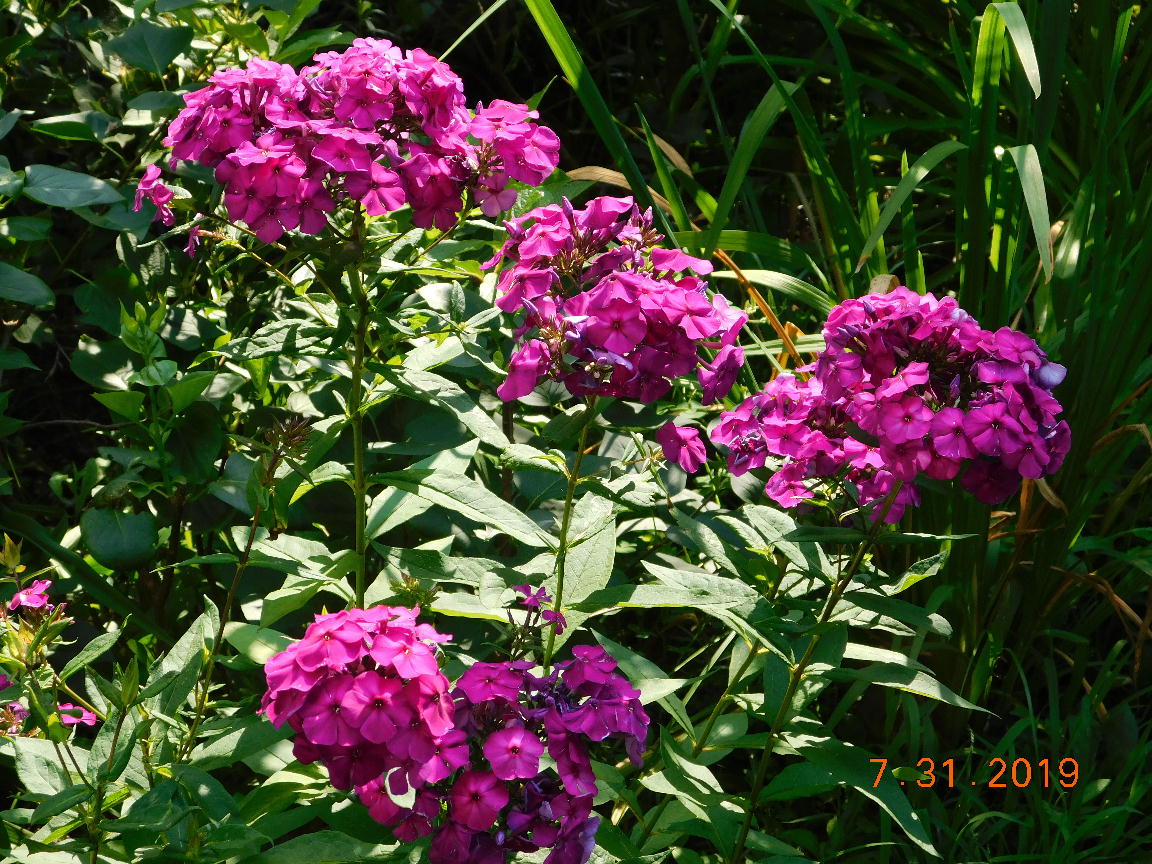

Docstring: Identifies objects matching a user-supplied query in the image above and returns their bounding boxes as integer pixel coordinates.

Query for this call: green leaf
[991,2,1042,98]
[80,508,158,570]
[129,359,178,387]
[223,622,293,664]
[240,829,412,863]
[1005,143,1054,280]
[105,21,194,74]
[366,441,477,539]
[854,141,967,273]
[220,319,335,359]
[825,663,987,712]
[709,269,833,314]
[6,736,72,795]
[888,551,948,593]
[0,262,54,308]
[703,83,797,254]
[88,707,140,784]
[127,91,186,112]
[59,631,120,682]
[288,461,352,505]
[29,783,91,823]
[0,216,52,241]
[376,468,551,548]
[0,108,30,140]
[562,492,616,606]
[166,370,215,413]
[165,401,224,483]
[0,348,37,371]
[23,165,124,208]
[522,0,660,219]
[781,718,938,857]
[93,390,144,420]
[144,603,218,716]
[839,590,953,637]
[376,366,506,450]
[31,111,111,142]
[191,715,291,771]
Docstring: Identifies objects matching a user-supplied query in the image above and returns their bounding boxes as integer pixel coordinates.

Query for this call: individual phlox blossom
[9,579,52,612]
[135,39,559,244]
[134,165,175,226]
[710,287,1071,518]
[488,195,747,403]
[58,703,97,727]
[261,605,453,791]
[509,583,567,636]
[657,421,708,474]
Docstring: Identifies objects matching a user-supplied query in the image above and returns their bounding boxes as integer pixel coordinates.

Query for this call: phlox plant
[0,12,1079,864]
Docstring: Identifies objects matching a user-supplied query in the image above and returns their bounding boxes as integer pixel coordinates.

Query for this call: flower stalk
[542,396,598,671]
[728,484,902,864]
[347,213,371,608]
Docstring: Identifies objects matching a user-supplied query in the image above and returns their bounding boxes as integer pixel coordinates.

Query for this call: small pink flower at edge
[58,703,97,727]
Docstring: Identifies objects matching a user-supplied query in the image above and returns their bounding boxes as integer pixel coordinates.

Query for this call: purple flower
[541,609,567,634]
[58,703,97,727]
[698,344,745,404]
[878,394,933,444]
[657,421,707,474]
[964,402,1024,458]
[456,661,526,704]
[711,288,1070,517]
[513,584,552,608]
[498,339,552,401]
[133,164,175,226]
[449,770,509,831]
[490,196,747,404]
[930,407,976,459]
[484,725,545,780]
[9,579,51,612]
[143,40,560,248]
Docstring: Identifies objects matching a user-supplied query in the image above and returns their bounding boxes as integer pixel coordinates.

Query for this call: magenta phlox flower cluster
[263,606,649,864]
[487,195,747,403]
[135,39,559,243]
[712,288,1071,520]
[261,605,455,790]
[418,643,647,864]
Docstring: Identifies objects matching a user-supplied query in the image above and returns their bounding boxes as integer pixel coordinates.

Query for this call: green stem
[542,396,599,671]
[635,639,763,847]
[728,483,901,864]
[347,213,370,608]
[177,494,266,761]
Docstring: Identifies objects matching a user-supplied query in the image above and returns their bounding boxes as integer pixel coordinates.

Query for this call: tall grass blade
[702,83,796,255]
[438,0,512,59]
[854,141,967,273]
[522,0,656,214]
[1004,144,1054,280]
[991,2,1042,98]
[638,111,692,233]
